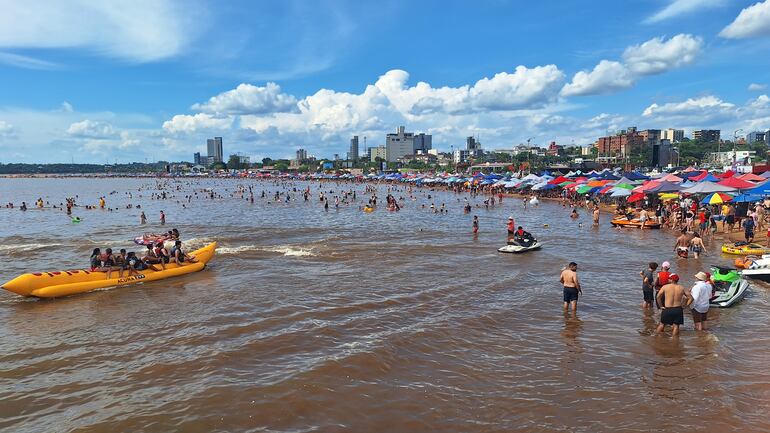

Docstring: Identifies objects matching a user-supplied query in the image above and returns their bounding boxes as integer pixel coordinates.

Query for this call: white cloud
[622,34,702,75]
[720,0,770,39]
[749,83,768,91]
[560,61,634,97]
[468,66,566,110]
[642,95,736,118]
[191,83,298,115]
[0,0,202,63]
[0,120,16,138]
[562,34,701,97]
[645,0,726,23]
[162,113,234,134]
[0,52,60,70]
[66,120,117,139]
[60,101,74,113]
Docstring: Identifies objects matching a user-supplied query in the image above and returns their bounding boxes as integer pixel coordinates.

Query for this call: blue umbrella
[732,193,764,203]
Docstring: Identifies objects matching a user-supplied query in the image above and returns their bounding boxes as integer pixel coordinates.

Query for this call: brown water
[1,177,769,433]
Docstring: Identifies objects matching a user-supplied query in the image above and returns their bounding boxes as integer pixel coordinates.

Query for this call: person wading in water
[560,262,582,313]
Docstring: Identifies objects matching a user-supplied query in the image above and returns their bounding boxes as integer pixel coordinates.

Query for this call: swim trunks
[563,287,579,303]
[661,306,684,325]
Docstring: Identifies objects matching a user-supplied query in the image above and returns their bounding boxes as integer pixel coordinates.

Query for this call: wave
[0,243,62,253]
[217,244,315,257]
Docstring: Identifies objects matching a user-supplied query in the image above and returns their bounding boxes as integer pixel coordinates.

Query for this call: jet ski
[709,266,750,308]
[498,236,542,253]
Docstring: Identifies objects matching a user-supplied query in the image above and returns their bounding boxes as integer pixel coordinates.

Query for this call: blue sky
[1,0,770,163]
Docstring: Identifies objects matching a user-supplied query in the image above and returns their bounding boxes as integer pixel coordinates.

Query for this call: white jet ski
[709,266,750,308]
[498,238,542,253]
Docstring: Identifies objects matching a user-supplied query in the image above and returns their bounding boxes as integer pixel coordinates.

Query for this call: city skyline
[1,0,770,163]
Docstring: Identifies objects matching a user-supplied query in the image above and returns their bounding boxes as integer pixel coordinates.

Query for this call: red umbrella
[627,192,645,203]
[718,170,735,179]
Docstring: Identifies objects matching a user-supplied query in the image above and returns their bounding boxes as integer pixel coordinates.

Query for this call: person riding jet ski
[510,226,535,247]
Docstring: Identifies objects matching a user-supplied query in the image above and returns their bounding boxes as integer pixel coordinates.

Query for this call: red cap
[669,274,680,282]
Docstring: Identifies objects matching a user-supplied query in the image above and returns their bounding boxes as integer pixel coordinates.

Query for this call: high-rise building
[693,130,720,142]
[193,152,201,165]
[349,136,359,161]
[662,128,684,143]
[206,137,223,163]
[466,136,481,151]
[296,148,307,162]
[385,126,415,162]
[413,133,432,154]
[747,131,767,143]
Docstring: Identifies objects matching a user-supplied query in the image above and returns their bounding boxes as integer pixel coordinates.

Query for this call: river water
[1,177,769,433]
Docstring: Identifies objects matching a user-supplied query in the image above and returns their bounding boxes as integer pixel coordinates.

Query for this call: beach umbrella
[681,181,737,194]
[658,193,680,200]
[732,193,763,203]
[760,171,770,179]
[627,192,645,203]
[558,181,573,187]
[717,170,735,179]
[701,192,733,205]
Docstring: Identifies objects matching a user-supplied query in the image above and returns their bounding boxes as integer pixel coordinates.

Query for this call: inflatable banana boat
[721,242,770,256]
[1,242,217,298]
[610,218,661,229]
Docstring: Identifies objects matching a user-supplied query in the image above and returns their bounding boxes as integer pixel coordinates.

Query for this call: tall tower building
[349,136,359,161]
[206,137,223,163]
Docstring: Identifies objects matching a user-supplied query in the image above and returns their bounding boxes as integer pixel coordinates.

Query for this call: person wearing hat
[656,274,692,337]
[506,216,515,237]
[690,271,712,331]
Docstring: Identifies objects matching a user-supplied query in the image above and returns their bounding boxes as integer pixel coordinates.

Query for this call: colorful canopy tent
[717,170,735,179]
[658,173,683,182]
[760,171,770,179]
[681,181,737,194]
[717,177,757,189]
[627,192,645,203]
[737,173,766,182]
[701,192,733,205]
[610,188,632,197]
[646,181,683,193]
[623,172,649,181]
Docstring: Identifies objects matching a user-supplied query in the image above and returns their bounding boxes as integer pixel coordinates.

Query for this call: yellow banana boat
[721,242,770,256]
[1,242,217,298]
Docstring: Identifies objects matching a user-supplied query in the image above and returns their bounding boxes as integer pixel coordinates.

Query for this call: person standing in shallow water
[560,262,581,313]
[472,215,479,234]
[140,211,146,225]
[160,210,166,225]
[656,274,692,337]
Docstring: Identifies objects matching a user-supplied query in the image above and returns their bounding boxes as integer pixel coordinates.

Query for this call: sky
[1,0,770,163]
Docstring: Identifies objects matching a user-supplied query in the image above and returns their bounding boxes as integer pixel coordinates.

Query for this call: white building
[661,128,684,143]
[385,126,415,162]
